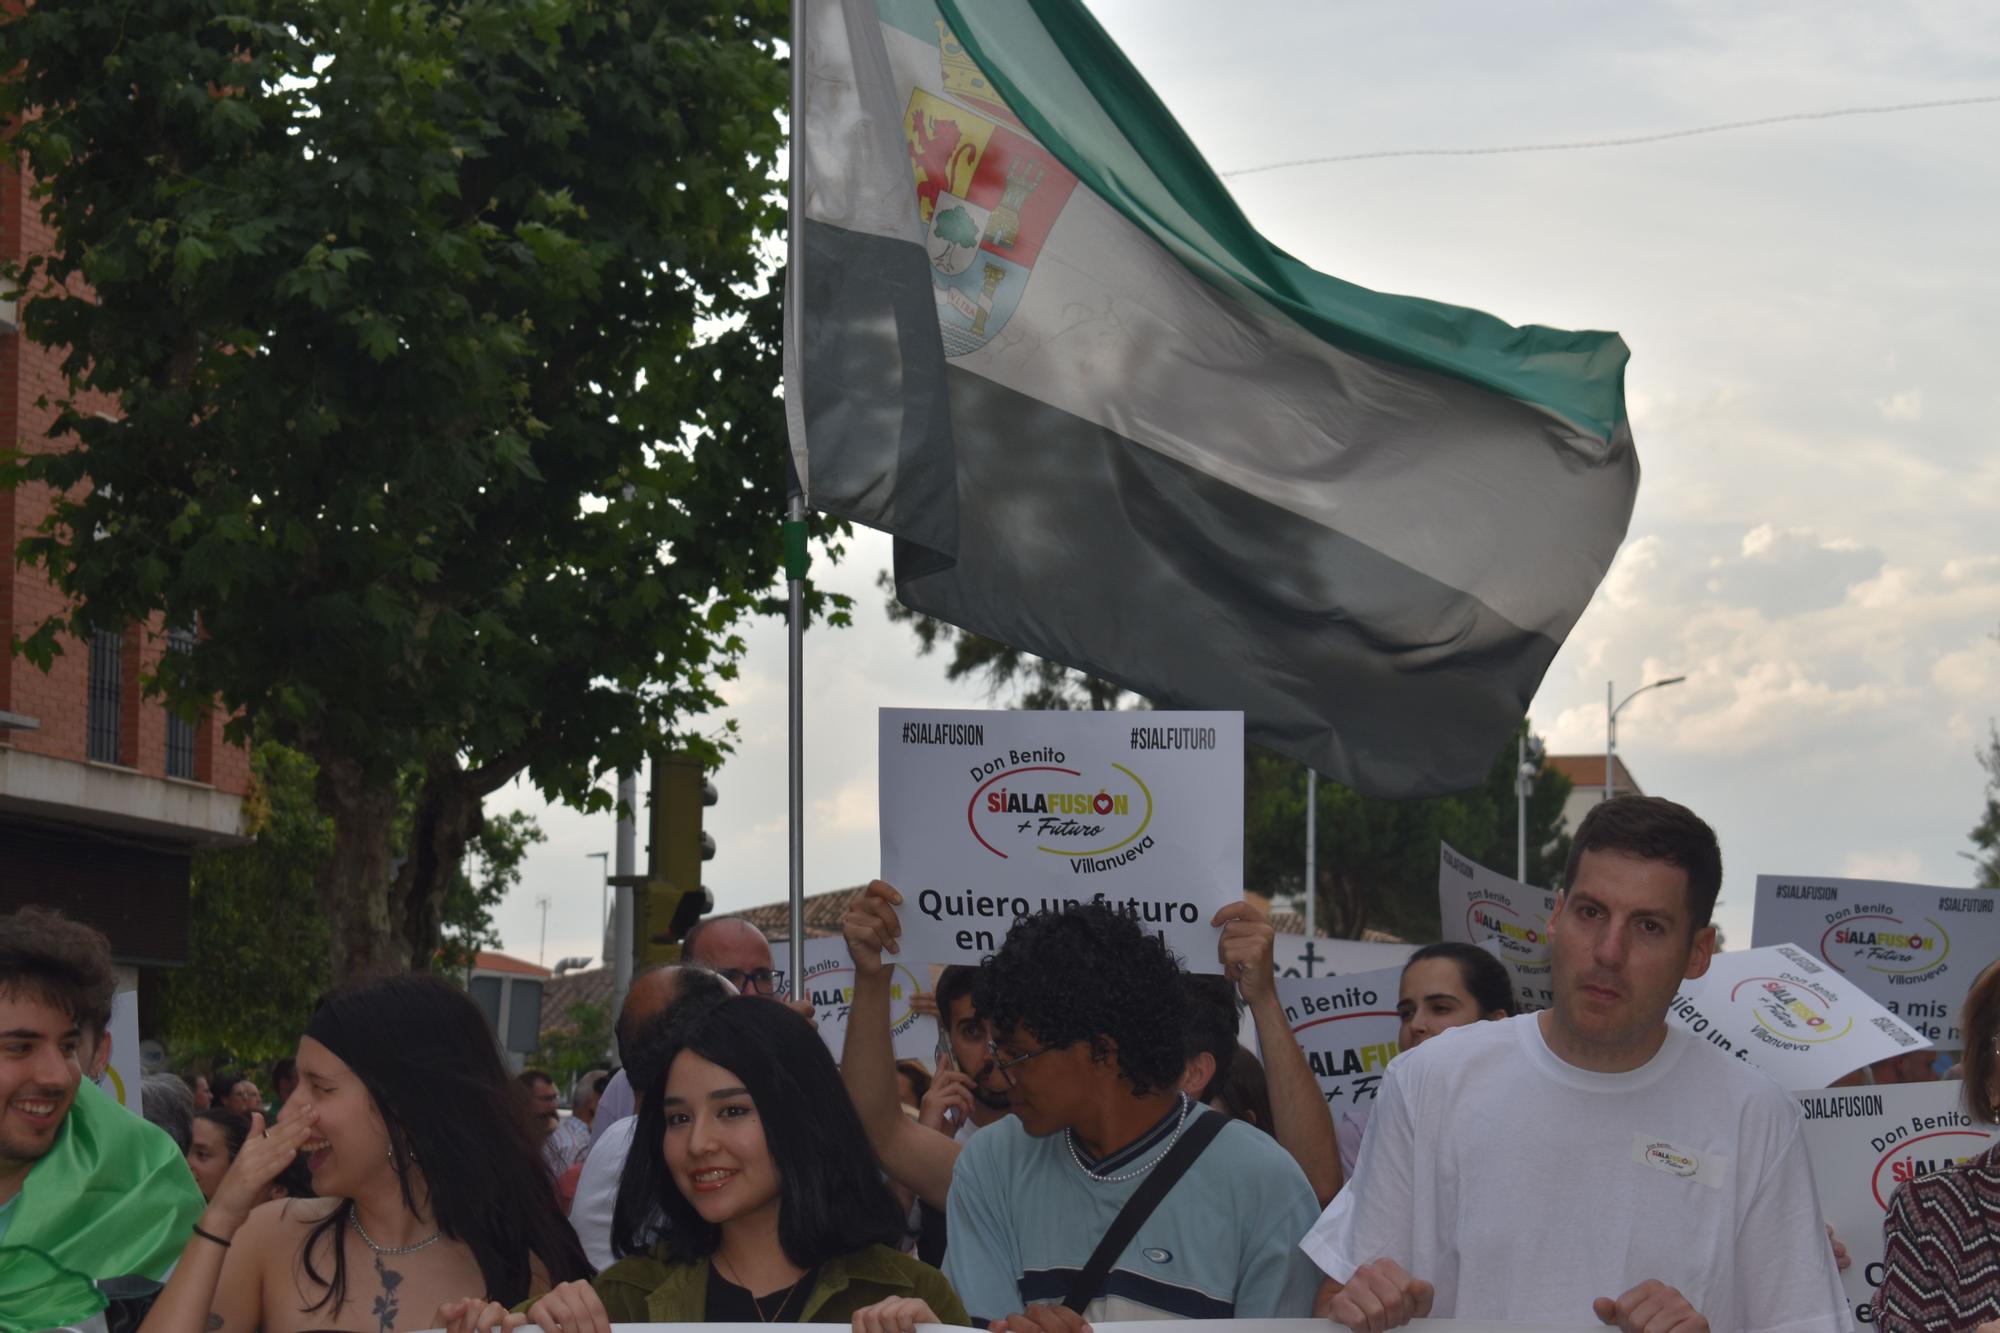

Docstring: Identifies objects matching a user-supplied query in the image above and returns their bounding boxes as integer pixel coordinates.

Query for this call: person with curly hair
[940,902,1323,1329]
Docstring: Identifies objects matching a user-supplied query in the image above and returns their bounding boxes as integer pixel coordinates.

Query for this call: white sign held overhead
[95,988,142,1116]
[1796,1080,2000,1325]
[772,936,937,1067]
[1278,966,1404,1119]
[879,708,1243,969]
[1436,841,1559,1013]
[1668,944,1933,1088]
[1751,873,2000,1047]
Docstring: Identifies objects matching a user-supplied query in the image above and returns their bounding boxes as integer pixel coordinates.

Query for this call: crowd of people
[4,794,1998,1333]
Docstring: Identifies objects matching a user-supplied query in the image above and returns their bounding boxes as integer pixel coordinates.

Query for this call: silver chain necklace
[350,1209,442,1257]
[1066,1093,1192,1185]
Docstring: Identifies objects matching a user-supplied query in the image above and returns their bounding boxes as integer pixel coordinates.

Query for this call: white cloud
[1841,850,1925,882]
[1875,389,1923,423]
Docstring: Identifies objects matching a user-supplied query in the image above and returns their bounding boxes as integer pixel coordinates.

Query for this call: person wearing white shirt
[1303,795,1851,1333]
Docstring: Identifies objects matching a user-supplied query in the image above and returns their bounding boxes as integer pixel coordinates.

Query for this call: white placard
[1277,966,1405,1119]
[1796,1080,2000,1325]
[1437,841,1559,1013]
[879,708,1243,969]
[1273,932,1417,979]
[773,936,937,1066]
[1752,874,2000,1047]
[95,988,142,1115]
[1668,944,1933,1088]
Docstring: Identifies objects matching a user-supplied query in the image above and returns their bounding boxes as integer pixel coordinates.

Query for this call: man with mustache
[1304,796,1850,1333]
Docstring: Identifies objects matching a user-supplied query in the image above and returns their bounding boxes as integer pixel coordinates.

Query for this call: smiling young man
[1302,796,1850,1333]
[943,903,1323,1330]
[0,906,203,1330]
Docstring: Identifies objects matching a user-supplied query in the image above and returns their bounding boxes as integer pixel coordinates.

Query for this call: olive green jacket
[592,1243,969,1325]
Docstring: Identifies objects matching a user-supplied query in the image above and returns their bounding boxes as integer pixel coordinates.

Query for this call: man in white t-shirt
[1302,795,1851,1333]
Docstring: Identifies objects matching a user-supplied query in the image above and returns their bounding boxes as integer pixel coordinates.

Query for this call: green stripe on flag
[933,0,1630,442]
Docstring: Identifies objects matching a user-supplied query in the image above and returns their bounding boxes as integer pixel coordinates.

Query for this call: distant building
[1543,754,1645,845]
[1,164,250,995]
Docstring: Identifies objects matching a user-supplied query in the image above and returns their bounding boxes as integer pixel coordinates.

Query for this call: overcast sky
[490,0,2000,970]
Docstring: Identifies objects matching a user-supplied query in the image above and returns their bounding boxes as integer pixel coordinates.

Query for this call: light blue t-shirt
[944,1103,1323,1323]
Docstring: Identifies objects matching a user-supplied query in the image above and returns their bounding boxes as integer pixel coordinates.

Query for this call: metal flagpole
[783,0,808,997]
[1304,768,1318,937]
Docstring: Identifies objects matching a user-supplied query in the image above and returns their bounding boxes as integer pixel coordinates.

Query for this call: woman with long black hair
[140,973,589,1332]
[444,997,965,1333]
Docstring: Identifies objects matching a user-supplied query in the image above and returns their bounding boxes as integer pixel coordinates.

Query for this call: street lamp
[1515,732,1545,882]
[1605,676,1687,802]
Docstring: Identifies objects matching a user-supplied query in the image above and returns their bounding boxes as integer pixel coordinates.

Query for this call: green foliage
[157,741,540,1059]
[1972,724,2000,890]
[1,0,846,975]
[881,572,1135,711]
[1244,719,1573,942]
[157,742,332,1063]
[533,999,614,1092]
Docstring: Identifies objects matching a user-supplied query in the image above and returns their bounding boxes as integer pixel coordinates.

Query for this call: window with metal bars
[87,628,123,763]
[165,627,197,779]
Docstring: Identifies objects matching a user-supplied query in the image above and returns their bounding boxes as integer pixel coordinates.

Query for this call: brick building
[0,162,250,975]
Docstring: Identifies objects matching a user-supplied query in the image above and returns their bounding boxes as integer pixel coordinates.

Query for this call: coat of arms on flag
[905,82,1076,356]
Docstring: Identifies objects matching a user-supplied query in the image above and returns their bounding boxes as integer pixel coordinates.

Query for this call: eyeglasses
[719,968,778,995]
[986,1040,1058,1086]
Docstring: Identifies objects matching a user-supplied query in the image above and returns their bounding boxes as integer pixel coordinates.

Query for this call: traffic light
[635,753,717,966]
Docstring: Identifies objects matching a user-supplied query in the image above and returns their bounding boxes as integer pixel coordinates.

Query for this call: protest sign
[1668,944,1932,1088]
[95,987,141,1115]
[1797,1080,2000,1325]
[1437,841,1558,1012]
[772,936,936,1067]
[879,708,1243,969]
[1752,873,2000,1047]
[1278,966,1404,1119]
[1273,933,1416,979]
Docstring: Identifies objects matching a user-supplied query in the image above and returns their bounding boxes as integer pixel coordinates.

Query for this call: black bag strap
[1062,1108,1229,1313]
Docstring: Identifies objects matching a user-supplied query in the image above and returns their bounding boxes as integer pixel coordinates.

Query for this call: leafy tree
[1,0,842,981]
[882,573,1134,711]
[1972,724,2000,890]
[533,1000,615,1093]
[158,741,543,1061]
[1244,720,1572,942]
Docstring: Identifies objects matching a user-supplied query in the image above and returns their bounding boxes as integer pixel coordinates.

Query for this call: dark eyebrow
[1,1026,78,1041]
[709,1086,751,1101]
[1421,993,1461,1005]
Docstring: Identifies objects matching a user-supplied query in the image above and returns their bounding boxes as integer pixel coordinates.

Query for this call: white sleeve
[1299,1056,1418,1284]
[589,1071,634,1146]
[570,1119,633,1272]
[1731,1112,1854,1333]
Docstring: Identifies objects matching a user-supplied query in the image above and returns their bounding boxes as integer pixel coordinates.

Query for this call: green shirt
[593,1243,968,1325]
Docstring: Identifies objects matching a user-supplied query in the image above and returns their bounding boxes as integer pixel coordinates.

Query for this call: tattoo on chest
[205,1316,223,1331]
[370,1255,404,1333]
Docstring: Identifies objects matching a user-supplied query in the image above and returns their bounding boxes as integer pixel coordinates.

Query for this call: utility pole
[1304,768,1318,937]
[586,850,609,963]
[534,895,551,966]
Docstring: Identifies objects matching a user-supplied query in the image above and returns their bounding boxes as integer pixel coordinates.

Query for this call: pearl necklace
[351,1209,442,1256]
[1066,1093,1191,1185]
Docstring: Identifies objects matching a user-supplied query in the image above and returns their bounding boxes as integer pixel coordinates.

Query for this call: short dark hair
[271,1056,297,1084]
[1563,795,1724,930]
[934,964,980,1023]
[1210,1044,1272,1134]
[0,905,118,1035]
[1181,973,1241,1101]
[973,904,1188,1098]
[614,997,904,1267]
[517,1068,555,1090]
[196,1107,254,1160]
[1960,961,2000,1125]
[1402,942,1520,1018]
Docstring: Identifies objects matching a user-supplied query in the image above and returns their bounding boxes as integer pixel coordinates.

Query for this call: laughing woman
[140,974,589,1333]
[444,998,965,1333]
